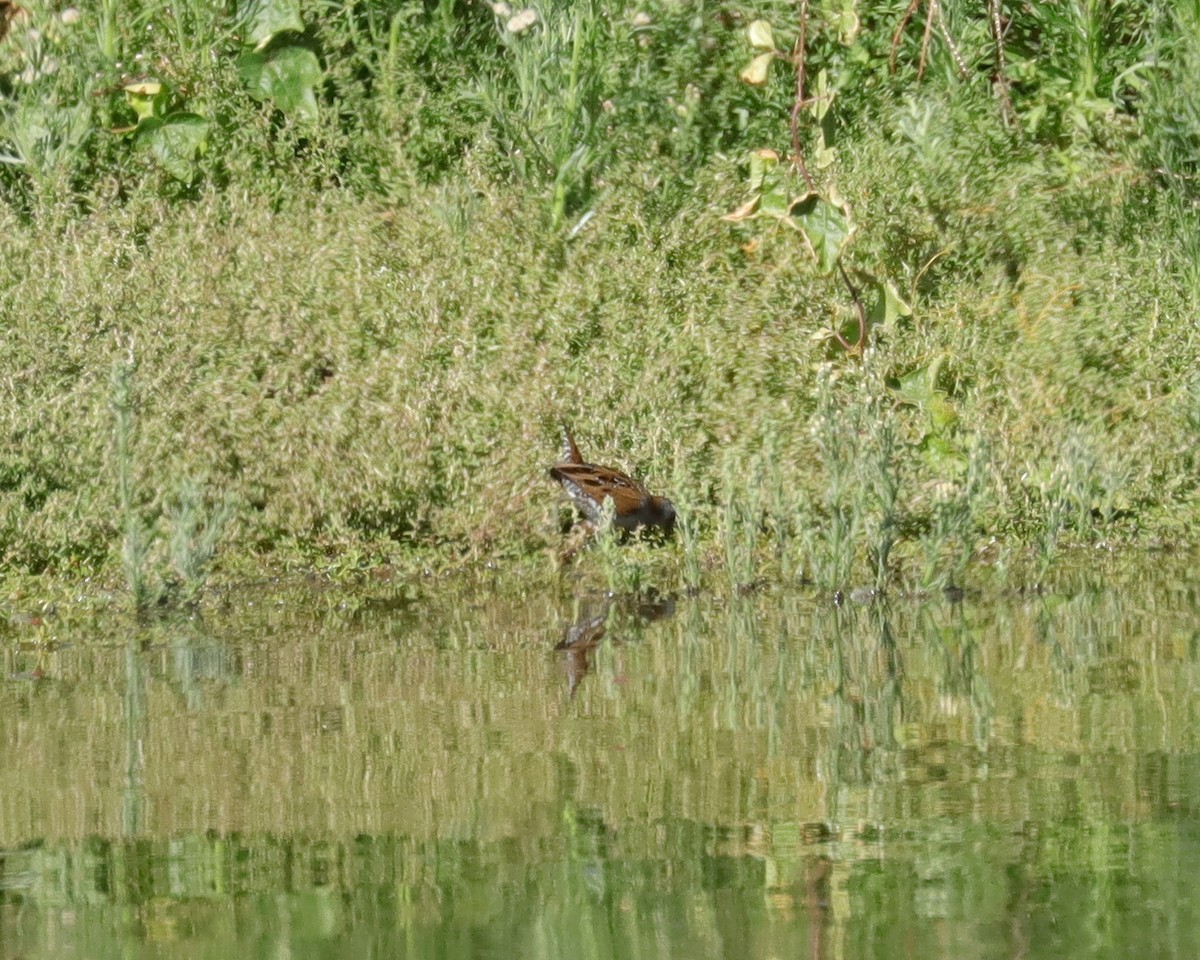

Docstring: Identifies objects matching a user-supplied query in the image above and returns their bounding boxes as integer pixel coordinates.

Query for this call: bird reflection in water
[554,592,676,697]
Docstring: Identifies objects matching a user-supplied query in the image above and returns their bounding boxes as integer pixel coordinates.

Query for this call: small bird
[549,424,676,536]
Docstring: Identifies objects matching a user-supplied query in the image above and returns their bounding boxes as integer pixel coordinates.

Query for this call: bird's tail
[559,422,583,464]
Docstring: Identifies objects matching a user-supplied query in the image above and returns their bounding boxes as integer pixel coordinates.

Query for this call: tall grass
[110,360,153,610]
[1,0,1198,593]
[107,360,231,610]
[477,0,609,230]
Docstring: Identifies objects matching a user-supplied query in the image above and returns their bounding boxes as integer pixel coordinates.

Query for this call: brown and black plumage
[549,424,676,535]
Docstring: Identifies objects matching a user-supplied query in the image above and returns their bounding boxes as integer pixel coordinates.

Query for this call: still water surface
[3,565,1200,959]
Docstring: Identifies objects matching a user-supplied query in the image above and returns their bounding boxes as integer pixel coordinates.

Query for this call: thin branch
[834,259,869,355]
[789,0,815,191]
[988,0,1015,126]
[889,0,921,74]
[892,0,968,83]
[933,0,969,80]
[918,0,935,79]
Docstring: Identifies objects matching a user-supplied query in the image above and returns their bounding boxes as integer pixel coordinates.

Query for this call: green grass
[1,0,1198,603]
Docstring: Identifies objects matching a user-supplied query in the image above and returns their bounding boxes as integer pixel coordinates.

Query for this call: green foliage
[237,47,322,123]
[107,360,232,611]
[1003,0,1153,141]
[166,476,235,605]
[799,371,904,593]
[110,360,154,610]
[719,450,760,593]
[237,0,304,49]
[122,81,211,184]
[0,0,1198,594]
[474,0,609,230]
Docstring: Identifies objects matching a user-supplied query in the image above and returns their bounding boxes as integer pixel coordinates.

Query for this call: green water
[3,567,1200,959]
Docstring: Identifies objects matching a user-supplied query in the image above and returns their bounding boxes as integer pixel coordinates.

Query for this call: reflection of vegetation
[3,812,1199,956]
[2,575,1200,952]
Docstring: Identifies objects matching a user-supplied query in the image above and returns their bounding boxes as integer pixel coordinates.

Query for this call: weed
[0,0,1198,594]
[165,476,233,605]
[719,451,760,594]
[802,372,864,593]
[588,497,649,596]
[917,437,992,592]
[761,424,800,584]
[110,359,155,612]
[477,0,609,230]
[108,359,231,610]
[672,444,702,595]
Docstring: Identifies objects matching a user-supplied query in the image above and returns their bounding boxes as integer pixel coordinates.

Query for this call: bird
[549,423,676,536]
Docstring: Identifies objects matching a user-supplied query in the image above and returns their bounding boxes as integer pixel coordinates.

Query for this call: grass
[0,153,1193,599]
[1,0,1199,603]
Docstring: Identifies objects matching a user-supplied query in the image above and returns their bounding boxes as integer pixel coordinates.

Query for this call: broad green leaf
[135,114,209,183]
[826,0,860,44]
[891,354,959,431]
[747,148,779,189]
[740,52,774,86]
[238,46,322,122]
[810,68,834,121]
[747,19,775,50]
[722,150,782,221]
[867,277,912,333]
[124,81,167,121]
[236,0,303,50]
[759,182,793,219]
[787,192,854,273]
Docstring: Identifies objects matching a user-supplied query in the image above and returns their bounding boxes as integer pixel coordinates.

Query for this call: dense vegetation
[1,0,1198,605]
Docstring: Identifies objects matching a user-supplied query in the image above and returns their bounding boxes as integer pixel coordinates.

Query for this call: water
[3,565,1200,959]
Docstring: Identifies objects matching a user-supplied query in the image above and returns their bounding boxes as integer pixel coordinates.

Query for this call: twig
[789,0,815,191]
[933,0,969,80]
[831,259,868,355]
[891,0,967,82]
[889,0,921,75]
[988,0,1015,126]
[918,0,935,79]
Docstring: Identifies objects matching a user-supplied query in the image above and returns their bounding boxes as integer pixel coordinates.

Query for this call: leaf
[890,354,959,431]
[747,19,775,50]
[721,197,759,222]
[875,279,912,333]
[739,52,774,86]
[786,191,854,273]
[920,433,966,472]
[814,131,836,169]
[135,114,209,183]
[811,68,834,122]
[759,182,794,219]
[829,0,860,45]
[124,81,167,121]
[747,148,779,189]
[506,8,537,32]
[238,46,322,122]
[236,0,304,50]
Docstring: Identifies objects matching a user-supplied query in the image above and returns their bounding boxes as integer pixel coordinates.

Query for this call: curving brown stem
[889,0,921,74]
[832,259,868,355]
[789,0,815,192]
